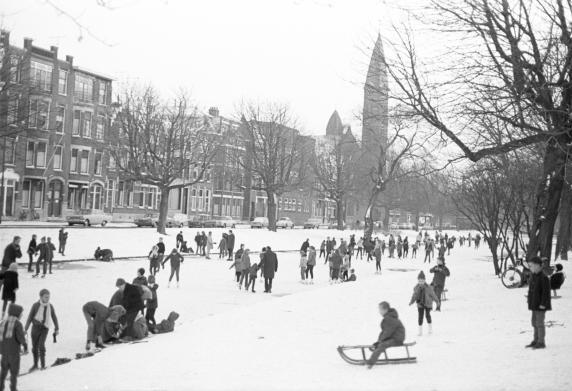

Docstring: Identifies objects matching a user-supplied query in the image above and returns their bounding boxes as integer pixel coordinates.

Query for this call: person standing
[148,245,160,276]
[300,239,310,256]
[1,237,22,273]
[299,251,308,284]
[0,264,19,317]
[227,230,235,261]
[409,271,439,336]
[525,256,552,349]
[26,235,38,273]
[45,237,56,276]
[58,228,68,256]
[424,239,433,264]
[219,234,227,259]
[206,232,214,260]
[194,232,201,255]
[262,246,278,293]
[429,257,450,311]
[162,249,184,288]
[0,304,27,391]
[330,249,342,283]
[239,249,251,290]
[24,289,59,372]
[146,275,159,331]
[200,231,207,256]
[176,231,184,251]
[356,237,364,260]
[156,238,166,266]
[306,246,316,284]
[325,237,333,264]
[403,237,409,258]
[374,242,382,274]
[319,240,326,259]
[33,237,47,279]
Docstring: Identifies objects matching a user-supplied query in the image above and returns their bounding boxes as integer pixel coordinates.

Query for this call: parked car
[165,213,188,228]
[67,212,112,227]
[134,214,157,228]
[188,214,210,228]
[398,223,415,230]
[303,218,322,229]
[276,217,294,229]
[250,217,269,229]
[204,216,239,228]
[389,223,399,230]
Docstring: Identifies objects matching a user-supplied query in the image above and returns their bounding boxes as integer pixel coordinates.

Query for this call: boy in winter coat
[162,249,184,288]
[246,263,259,293]
[526,257,552,349]
[409,271,439,336]
[0,304,27,391]
[0,263,18,317]
[299,251,308,283]
[367,301,405,369]
[24,289,59,371]
[305,246,316,283]
[430,257,450,311]
[146,275,159,331]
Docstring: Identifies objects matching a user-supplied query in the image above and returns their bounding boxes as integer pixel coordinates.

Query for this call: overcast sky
[0,0,420,136]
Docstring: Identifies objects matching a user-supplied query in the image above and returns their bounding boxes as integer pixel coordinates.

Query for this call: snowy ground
[1,228,569,391]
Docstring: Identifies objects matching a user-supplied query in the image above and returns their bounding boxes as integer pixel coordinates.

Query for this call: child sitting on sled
[367,301,405,369]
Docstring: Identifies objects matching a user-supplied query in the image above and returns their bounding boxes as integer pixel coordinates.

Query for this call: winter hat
[417,271,426,280]
[8,304,23,318]
[148,275,156,284]
[107,305,126,322]
[115,278,126,287]
[39,288,50,297]
[8,263,18,272]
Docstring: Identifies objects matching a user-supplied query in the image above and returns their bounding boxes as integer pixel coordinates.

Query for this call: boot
[418,326,423,336]
[85,341,92,351]
[525,341,537,348]
[532,342,546,349]
[40,354,46,370]
[428,323,433,335]
[30,352,39,372]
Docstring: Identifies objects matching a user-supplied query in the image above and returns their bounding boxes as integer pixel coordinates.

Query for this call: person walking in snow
[206,232,214,260]
[1,237,22,273]
[219,233,228,259]
[356,237,364,260]
[229,250,243,286]
[200,231,207,256]
[366,301,405,369]
[246,262,259,293]
[325,237,333,264]
[262,247,278,293]
[299,250,308,283]
[148,245,161,276]
[430,257,450,311]
[374,241,382,274]
[239,249,251,290]
[0,304,27,391]
[306,246,316,283]
[409,271,439,336]
[403,237,409,258]
[162,249,184,288]
[156,238,166,265]
[319,240,326,259]
[24,289,59,372]
[300,239,310,256]
[176,231,184,251]
[45,237,56,275]
[525,256,552,349]
[58,228,68,256]
[424,239,433,264]
[27,235,37,273]
[397,236,403,259]
[33,237,47,278]
[227,230,236,261]
[0,263,19,317]
[411,241,418,259]
[330,249,342,283]
[194,232,202,255]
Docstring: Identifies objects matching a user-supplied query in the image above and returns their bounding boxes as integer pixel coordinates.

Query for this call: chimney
[66,55,73,65]
[208,107,219,117]
[50,45,58,59]
[23,37,33,49]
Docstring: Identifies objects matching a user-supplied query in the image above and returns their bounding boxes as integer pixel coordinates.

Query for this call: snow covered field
[2,227,569,391]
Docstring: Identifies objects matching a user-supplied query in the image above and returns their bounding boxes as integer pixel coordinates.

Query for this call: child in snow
[132,268,148,286]
[411,242,418,259]
[146,275,159,331]
[162,249,184,288]
[550,264,565,297]
[306,246,316,284]
[345,269,357,282]
[82,301,125,351]
[374,243,382,274]
[341,254,350,281]
[0,263,18,317]
[229,254,243,286]
[299,251,308,283]
[24,289,59,371]
[155,311,179,334]
[0,304,27,391]
[319,240,326,258]
[430,257,450,310]
[367,301,405,369]
[526,256,551,349]
[239,249,251,290]
[246,263,259,293]
[148,245,160,276]
[409,271,439,336]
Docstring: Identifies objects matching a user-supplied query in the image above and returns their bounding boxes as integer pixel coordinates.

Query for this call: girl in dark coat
[27,235,37,272]
[0,263,19,316]
[162,248,184,287]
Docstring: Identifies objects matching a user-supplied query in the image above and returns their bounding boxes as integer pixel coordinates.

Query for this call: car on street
[303,218,327,229]
[67,212,112,227]
[134,213,157,228]
[250,217,269,229]
[187,214,210,228]
[165,213,188,228]
[276,217,294,229]
[203,216,239,228]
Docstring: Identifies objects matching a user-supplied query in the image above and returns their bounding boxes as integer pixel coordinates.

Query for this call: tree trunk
[364,188,382,240]
[485,235,501,275]
[267,191,277,232]
[336,198,344,230]
[556,171,572,260]
[157,187,170,235]
[527,142,567,262]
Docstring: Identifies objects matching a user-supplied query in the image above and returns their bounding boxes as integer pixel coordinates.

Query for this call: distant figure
[27,235,38,273]
[262,246,278,293]
[550,264,565,297]
[58,228,68,256]
[430,257,450,311]
[94,247,114,262]
[227,230,236,261]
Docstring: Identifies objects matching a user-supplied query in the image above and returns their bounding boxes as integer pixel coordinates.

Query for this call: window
[73,110,81,135]
[94,151,102,175]
[26,142,34,167]
[9,56,19,83]
[83,112,92,138]
[91,185,103,210]
[29,98,49,129]
[58,70,68,95]
[7,98,18,124]
[106,180,116,209]
[30,61,52,92]
[95,115,105,140]
[53,146,62,170]
[198,189,204,210]
[22,181,30,208]
[109,154,116,170]
[70,149,78,173]
[98,82,108,105]
[4,139,16,165]
[36,142,46,167]
[117,181,125,206]
[33,182,44,208]
[55,105,65,133]
[67,187,76,209]
[75,74,93,102]
[80,150,89,173]
[191,189,196,210]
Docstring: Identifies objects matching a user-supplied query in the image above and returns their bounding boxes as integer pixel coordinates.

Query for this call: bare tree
[110,87,219,234]
[237,103,310,231]
[312,132,360,230]
[386,0,572,261]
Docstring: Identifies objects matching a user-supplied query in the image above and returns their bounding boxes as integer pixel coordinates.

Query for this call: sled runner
[337,342,417,365]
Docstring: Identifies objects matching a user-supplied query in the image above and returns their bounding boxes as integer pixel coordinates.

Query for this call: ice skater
[24,289,59,372]
[299,250,308,283]
[430,257,450,310]
[146,275,159,331]
[162,248,184,288]
[305,246,316,284]
[409,271,439,336]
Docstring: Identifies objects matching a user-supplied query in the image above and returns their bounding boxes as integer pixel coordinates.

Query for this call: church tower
[362,34,388,157]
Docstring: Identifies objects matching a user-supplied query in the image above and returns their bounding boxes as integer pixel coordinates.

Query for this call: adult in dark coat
[156,238,166,265]
[526,257,552,349]
[27,235,38,272]
[58,228,68,255]
[429,258,450,310]
[325,237,333,264]
[226,230,236,261]
[45,237,56,275]
[262,247,278,293]
[115,279,144,338]
[300,239,310,256]
[33,237,48,278]
[176,231,184,250]
[1,236,22,271]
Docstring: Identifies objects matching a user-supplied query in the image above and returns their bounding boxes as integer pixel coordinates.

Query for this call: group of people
[229,245,279,293]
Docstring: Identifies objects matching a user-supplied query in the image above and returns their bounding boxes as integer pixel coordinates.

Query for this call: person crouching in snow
[299,251,308,283]
[82,301,125,351]
[367,301,405,369]
[24,289,59,372]
[0,304,27,391]
[162,249,184,288]
[409,271,439,336]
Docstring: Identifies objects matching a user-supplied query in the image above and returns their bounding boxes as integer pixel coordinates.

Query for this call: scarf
[0,316,18,340]
[34,302,52,329]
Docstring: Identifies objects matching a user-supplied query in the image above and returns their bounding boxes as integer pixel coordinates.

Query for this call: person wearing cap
[82,301,125,351]
[0,304,27,391]
[409,270,440,336]
[24,289,59,371]
[525,256,552,349]
[430,257,451,311]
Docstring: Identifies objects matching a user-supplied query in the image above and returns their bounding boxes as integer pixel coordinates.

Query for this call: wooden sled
[337,342,417,365]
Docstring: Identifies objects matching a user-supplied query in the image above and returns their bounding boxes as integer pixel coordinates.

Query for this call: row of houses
[0,31,339,225]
